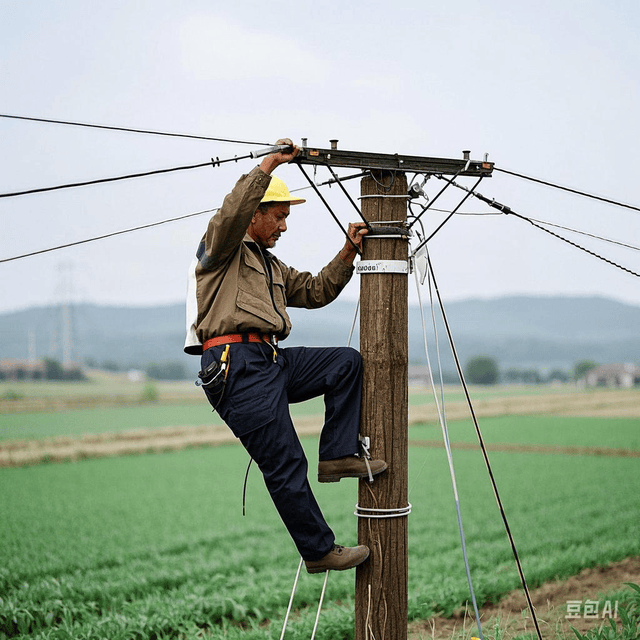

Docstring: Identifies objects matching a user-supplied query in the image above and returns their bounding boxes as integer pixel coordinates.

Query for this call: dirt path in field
[2,386,640,467]
[409,556,640,640]
[0,419,328,466]
[2,416,639,467]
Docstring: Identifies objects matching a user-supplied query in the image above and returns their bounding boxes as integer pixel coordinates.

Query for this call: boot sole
[317,465,387,483]
[318,471,371,483]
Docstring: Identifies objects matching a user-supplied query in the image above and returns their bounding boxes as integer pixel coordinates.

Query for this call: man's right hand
[260,138,300,174]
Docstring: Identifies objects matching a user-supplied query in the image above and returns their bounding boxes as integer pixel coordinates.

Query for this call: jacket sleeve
[281,254,354,309]
[197,166,272,270]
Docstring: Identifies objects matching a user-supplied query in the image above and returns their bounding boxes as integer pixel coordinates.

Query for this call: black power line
[0,150,271,199]
[0,208,218,264]
[0,160,216,199]
[0,113,269,146]
[494,166,640,213]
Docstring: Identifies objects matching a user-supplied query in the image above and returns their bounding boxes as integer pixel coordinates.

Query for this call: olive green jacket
[184,166,354,355]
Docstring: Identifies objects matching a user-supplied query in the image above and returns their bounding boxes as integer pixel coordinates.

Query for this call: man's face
[248,203,290,249]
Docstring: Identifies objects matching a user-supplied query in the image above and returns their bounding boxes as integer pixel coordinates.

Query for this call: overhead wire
[494,166,640,213]
[0,156,247,199]
[511,212,640,278]
[0,208,218,264]
[1,165,365,264]
[446,179,640,279]
[526,217,640,252]
[0,113,269,146]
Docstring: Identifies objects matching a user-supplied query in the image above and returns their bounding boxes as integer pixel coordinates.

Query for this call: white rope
[354,503,412,519]
[280,558,304,640]
[411,251,485,640]
[310,570,330,640]
[280,559,331,640]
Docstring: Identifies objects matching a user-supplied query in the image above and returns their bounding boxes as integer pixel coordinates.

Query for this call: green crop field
[0,397,326,442]
[1,411,639,639]
[409,415,640,450]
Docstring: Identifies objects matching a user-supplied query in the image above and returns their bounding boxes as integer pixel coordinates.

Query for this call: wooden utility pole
[295,143,491,639]
[355,171,409,640]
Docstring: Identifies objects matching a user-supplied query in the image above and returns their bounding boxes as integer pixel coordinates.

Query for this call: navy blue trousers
[201,341,362,561]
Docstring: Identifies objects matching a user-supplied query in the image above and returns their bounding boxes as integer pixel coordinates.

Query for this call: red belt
[203,333,277,351]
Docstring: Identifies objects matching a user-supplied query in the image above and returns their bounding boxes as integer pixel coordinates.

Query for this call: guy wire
[411,253,484,640]
[426,257,544,640]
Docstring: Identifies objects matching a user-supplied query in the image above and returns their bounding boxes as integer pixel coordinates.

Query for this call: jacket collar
[243,233,275,261]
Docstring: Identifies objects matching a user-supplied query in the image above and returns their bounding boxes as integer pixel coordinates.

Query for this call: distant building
[408,366,432,387]
[0,359,46,380]
[582,364,640,389]
[127,369,146,383]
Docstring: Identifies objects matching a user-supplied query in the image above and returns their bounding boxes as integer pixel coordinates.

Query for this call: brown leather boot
[305,544,370,574]
[318,455,387,483]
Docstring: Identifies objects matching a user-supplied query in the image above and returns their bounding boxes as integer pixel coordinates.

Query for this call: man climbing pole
[184,139,387,573]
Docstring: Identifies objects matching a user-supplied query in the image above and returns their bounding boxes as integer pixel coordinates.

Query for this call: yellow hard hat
[260,175,306,206]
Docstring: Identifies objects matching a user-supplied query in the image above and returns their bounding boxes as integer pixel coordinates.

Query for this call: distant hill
[1,296,639,374]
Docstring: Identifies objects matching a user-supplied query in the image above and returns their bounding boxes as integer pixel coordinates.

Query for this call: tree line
[465,355,600,385]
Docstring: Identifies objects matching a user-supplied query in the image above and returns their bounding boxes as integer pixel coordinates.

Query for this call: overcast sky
[2,0,639,317]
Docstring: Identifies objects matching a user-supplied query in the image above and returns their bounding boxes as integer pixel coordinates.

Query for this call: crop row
[1,422,639,638]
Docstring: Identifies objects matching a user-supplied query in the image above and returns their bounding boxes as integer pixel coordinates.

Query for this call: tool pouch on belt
[195,345,230,402]
[196,359,225,390]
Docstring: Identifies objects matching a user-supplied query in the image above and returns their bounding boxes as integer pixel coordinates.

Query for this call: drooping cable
[0,113,269,145]
[448,180,640,279]
[426,257,544,640]
[527,217,640,252]
[512,213,640,278]
[494,166,640,213]
[411,251,485,640]
[0,208,218,264]
[1,166,365,264]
